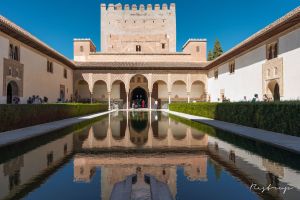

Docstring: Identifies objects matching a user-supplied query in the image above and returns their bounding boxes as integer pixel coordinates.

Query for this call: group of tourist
[132,99,146,109]
[27,95,48,104]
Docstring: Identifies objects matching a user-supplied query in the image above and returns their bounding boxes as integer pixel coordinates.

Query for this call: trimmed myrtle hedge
[0,103,108,132]
[169,102,300,136]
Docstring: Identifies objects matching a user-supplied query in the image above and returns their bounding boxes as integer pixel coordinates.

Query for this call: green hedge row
[0,103,108,132]
[169,102,300,136]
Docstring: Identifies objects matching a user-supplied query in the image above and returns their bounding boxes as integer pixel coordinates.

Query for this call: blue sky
[0,0,299,59]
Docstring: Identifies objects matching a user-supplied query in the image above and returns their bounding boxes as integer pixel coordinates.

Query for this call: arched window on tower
[136,45,141,52]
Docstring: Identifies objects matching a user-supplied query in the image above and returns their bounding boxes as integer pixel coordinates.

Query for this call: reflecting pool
[0,111,299,200]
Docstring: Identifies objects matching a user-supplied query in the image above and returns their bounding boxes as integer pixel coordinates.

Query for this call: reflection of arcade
[75,111,208,150]
[74,153,208,200]
[0,134,73,200]
[208,137,300,200]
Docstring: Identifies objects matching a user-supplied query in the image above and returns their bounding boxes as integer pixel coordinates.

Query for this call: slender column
[108,92,111,110]
[149,92,152,110]
[90,92,93,104]
[168,92,172,104]
[187,92,190,103]
[126,92,129,110]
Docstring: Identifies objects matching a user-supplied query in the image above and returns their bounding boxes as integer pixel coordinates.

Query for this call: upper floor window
[80,46,84,52]
[196,46,200,52]
[214,69,219,79]
[47,61,53,73]
[9,44,14,59]
[136,45,141,52]
[9,44,20,61]
[229,61,235,74]
[162,43,166,49]
[64,69,68,79]
[47,152,53,167]
[266,41,278,60]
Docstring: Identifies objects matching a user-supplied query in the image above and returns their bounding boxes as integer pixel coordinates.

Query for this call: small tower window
[162,43,166,49]
[80,46,84,52]
[196,46,200,52]
[136,45,141,52]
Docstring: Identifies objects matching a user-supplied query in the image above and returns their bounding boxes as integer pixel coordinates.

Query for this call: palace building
[0,4,300,107]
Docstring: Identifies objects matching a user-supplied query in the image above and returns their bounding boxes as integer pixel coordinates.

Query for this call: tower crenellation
[100,3,177,53]
[100,3,176,11]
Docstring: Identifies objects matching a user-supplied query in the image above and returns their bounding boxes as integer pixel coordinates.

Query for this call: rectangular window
[162,43,166,49]
[64,69,67,79]
[47,61,53,73]
[9,44,14,59]
[196,46,200,52]
[47,152,53,166]
[266,41,278,60]
[214,69,219,79]
[136,45,141,52]
[9,44,20,61]
[229,61,235,74]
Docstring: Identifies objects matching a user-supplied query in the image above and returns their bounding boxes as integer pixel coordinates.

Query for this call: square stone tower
[100,3,176,53]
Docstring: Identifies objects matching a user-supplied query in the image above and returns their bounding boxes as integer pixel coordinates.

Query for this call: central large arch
[129,74,149,108]
[131,87,148,108]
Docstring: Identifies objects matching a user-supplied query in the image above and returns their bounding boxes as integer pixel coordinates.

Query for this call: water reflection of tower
[100,166,177,200]
[129,112,149,146]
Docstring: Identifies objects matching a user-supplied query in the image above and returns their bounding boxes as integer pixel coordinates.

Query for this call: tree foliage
[208,39,223,61]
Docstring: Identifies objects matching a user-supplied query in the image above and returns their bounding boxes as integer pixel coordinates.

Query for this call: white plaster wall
[279,28,300,100]
[208,46,266,102]
[0,35,9,104]
[20,46,73,103]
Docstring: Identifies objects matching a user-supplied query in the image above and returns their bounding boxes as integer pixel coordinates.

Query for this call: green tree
[212,38,223,59]
[208,50,214,61]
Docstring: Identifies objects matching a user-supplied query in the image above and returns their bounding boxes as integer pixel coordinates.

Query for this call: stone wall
[100,3,176,53]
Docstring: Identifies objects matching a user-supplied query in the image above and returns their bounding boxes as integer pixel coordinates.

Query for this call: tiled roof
[0,15,75,69]
[204,6,300,70]
[75,61,208,70]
